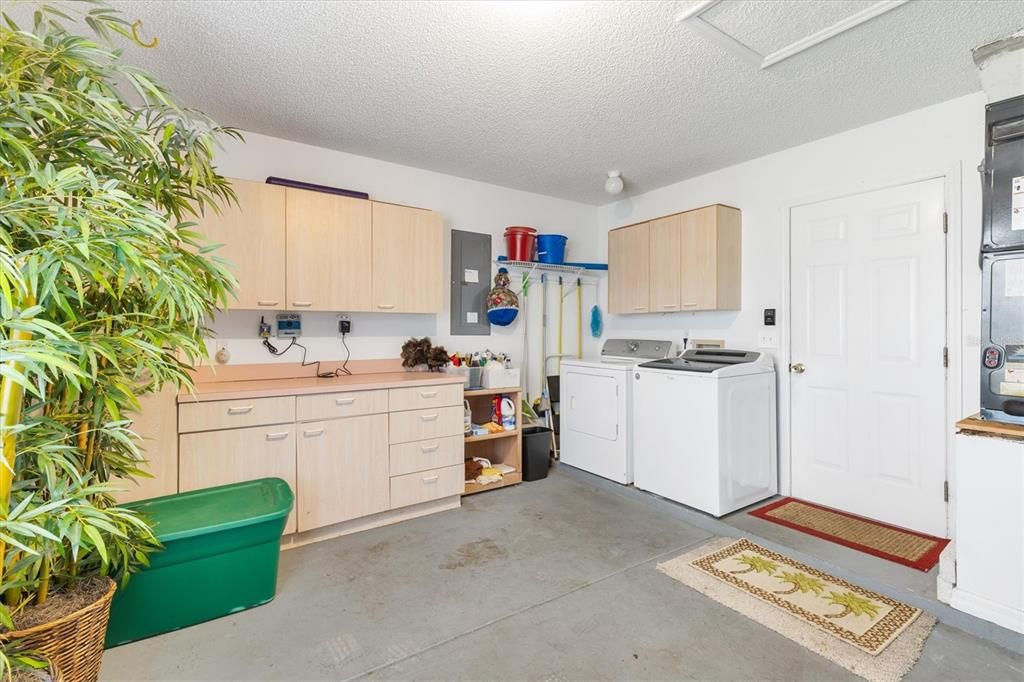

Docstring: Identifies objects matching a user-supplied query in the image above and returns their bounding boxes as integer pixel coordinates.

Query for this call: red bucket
[504,226,537,262]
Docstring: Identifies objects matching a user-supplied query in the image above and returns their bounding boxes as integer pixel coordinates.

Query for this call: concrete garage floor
[102,467,1023,681]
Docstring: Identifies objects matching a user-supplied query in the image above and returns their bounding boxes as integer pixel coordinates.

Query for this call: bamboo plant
[0,0,238,670]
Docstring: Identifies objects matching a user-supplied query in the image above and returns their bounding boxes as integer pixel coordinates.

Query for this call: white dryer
[560,339,675,484]
[633,349,777,516]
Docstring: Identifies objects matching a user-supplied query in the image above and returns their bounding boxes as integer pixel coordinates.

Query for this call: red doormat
[749,498,949,571]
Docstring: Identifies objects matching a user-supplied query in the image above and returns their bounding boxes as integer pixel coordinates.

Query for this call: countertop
[956,415,1024,441]
[180,371,465,403]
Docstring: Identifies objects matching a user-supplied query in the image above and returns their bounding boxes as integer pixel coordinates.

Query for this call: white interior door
[790,178,947,537]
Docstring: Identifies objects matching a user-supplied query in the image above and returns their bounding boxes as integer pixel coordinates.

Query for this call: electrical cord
[340,332,351,375]
[262,336,352,378]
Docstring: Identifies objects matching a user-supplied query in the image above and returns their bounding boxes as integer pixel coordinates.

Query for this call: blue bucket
[536,234,567,264]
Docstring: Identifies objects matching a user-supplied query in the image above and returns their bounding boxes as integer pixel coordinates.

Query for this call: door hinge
[943,346,949,368]
[942,212,948,234]
[943,480,950,502]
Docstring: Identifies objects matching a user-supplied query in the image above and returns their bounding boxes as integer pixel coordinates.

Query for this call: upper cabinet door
[678,205,741,311]
[679,207,718,311]
[286,189,372,312]
[648,214,682,312]
[608,222,651,314]
[196,179,286,310]
[371,202,444,313]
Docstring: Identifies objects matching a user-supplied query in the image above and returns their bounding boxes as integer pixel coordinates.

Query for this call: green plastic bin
[105,477,293,647]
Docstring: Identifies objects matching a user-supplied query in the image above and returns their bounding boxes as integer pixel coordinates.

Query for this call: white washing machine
[633,349,777,516]
[560,339,675,484]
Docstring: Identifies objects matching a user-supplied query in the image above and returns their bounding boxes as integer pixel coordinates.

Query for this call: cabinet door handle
[265,431,290,441]
[257,300,279,307]
[335,397,356,405]
[633,306,646,310]
[420,413,439,422]
[303,427,326,437]
[420,442,440,453]
[422,475,439,484]
[419,390,438,398]
[662,304,677,309]
[292,301,313,307]
[682,302,698,308]
[227,405,254,415]
[377,303,395,310]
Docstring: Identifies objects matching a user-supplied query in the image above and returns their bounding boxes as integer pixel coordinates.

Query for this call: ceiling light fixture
[604,170,624,195]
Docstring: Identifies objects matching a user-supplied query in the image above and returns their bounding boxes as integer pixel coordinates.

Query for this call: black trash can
[522,426,553,481]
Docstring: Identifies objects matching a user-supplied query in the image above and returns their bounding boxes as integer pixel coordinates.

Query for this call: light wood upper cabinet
[286,189,372,311]
[608,222,650,314]
[679,205,740,311]
[197,179,286,310]
[608,205,740,314]
[296,414,390,532]
[371,202,444,313]
[648,214,682,312]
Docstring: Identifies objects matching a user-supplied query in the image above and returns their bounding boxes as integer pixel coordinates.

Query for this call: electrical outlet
[338,314,352,335]
[757,330,778,349]
[258,317,272,338]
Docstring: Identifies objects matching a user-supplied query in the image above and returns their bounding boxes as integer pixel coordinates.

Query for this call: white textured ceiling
[91,1,1024,203]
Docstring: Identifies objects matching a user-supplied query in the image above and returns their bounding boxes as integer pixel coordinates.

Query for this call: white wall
[207,132,598,397]
[593,92,987,496]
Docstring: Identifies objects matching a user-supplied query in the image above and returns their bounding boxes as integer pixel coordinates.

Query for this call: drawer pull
[227,405,254,415]
[377,303,395,310]
[335,397,356,406]
[420,443,440,453]
[257,300,279,307]
[419,414,439,422]
[265,431,290,441]
[292,301,313,307]
[422,475,440,484]
[303,427,326,437]
[682,302,698,308]
[633,306,646,310]
[662,304,677,309]
[419,390,439,399]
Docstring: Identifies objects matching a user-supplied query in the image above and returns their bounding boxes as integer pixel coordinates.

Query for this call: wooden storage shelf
[464,429,519,443]
[463,387,523,495]
[464,472,523,496]
[464,386,522,398]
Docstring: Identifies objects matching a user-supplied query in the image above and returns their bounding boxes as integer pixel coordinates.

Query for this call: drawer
[178,395,295,433]
[296,389,388,421]
[388,383,463,412]
[389,405,463,444]
[390,464,463,509]
[390,435,464,476]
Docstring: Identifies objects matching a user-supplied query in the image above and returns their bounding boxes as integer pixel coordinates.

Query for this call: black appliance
[980,94,1024,424]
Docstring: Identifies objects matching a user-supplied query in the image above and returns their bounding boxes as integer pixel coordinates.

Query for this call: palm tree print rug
[659,538,935,681]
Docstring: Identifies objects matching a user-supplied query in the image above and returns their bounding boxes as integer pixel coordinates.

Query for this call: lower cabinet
[390,465,464,509]
[178,423,298,534]
[296,414,390,532]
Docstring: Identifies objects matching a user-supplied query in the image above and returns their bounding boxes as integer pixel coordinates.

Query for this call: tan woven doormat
[749,498,949,571]
[658,538,935,682]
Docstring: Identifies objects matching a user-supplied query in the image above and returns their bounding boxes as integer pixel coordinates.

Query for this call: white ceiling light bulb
[604,170,624,195]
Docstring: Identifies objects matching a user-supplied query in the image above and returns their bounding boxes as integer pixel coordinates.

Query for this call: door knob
[790,363,806,374]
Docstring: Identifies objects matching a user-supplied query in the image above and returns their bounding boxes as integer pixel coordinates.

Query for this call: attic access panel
[676,0,910,69]
[450,229,491,336]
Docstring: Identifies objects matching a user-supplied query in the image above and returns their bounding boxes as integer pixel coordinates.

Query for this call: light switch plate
[757,330,778,349]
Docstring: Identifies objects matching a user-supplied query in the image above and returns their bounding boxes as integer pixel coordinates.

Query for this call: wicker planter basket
[0,577,116,682]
